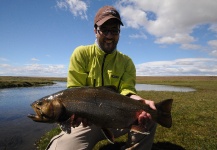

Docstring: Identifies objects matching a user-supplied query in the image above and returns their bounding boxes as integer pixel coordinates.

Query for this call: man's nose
[105,31,114,37]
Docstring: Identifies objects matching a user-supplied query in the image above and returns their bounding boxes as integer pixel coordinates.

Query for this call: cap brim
[96,16,124,26]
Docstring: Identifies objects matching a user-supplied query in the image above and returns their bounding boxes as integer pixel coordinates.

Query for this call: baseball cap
[94,6,124,26]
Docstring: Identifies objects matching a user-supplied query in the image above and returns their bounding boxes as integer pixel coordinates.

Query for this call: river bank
[0,76,66,88]
[1,75,216,89]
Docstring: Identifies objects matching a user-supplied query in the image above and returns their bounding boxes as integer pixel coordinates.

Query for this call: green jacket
[67,43,137,96]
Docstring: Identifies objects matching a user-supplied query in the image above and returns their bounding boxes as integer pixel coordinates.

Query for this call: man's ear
[94,28,97,34]
[94,28,97,37]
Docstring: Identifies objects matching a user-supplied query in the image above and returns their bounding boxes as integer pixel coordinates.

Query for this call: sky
[1,0,217,77]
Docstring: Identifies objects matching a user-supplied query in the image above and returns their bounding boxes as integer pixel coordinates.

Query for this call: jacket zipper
[101,54,108,86]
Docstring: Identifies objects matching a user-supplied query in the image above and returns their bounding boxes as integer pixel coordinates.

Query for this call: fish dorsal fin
[101,128,114,144]
[99,85,118,93]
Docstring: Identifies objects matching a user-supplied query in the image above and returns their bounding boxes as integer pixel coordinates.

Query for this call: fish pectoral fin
[101,128,114,144]
[130,125,150,135]
[59,119,72,134]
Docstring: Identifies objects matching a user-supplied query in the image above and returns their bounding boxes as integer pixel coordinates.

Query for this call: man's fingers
[138,111,153,125]
[145,100,156,110]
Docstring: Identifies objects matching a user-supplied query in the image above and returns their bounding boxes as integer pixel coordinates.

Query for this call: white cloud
[208,40,217,48]
[0,63,67,77]
[118,5,148,29]
[209,23,217,33]
[136,58,217,76]
[1,58,216,76]
[155,33,195,45]
[129,32,147,39]
[0,64,11,68]
[210,50,217,57]
[208,40,217,57]
[31,58,39,61]
[180,44,201,50]
[57,0,88,19]
[116,0,217,46]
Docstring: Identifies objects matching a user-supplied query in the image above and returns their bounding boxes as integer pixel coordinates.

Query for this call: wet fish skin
[28,86,173,133]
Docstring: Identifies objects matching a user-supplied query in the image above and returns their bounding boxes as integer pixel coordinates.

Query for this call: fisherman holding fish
[47,5,159,150]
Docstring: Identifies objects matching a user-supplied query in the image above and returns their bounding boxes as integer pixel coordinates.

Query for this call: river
[0,82,66,150]
[0,82,195,150]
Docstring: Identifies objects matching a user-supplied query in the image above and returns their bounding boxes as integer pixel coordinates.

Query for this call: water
[0,82,195,150]
[0,82,67,150]
[136,84,196,92]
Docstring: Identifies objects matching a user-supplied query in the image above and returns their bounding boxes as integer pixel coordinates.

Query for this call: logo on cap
[103,9,117,15]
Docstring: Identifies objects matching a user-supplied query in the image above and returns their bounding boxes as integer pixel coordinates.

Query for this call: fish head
[28,98,63,123]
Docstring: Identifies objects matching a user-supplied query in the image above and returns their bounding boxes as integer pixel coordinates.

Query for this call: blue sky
[1,0,217,77]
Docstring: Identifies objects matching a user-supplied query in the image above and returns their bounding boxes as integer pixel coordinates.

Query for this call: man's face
[95,19,120,54]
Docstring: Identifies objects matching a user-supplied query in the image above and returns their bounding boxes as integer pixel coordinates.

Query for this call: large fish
[28,86,173,142]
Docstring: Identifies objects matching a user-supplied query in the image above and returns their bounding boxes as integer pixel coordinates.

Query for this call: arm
[119,57,156,122]
[67,46,89,88]
[118,57,137,95]
[67,46,90,127]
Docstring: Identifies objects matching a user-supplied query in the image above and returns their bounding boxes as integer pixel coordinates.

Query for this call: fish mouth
[27,112,53,122]
[27,107,44,122]
[27,113,41,121]
[27,105,53,122]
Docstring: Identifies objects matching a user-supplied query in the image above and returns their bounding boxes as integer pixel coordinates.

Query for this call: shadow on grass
[99,142,185,150]
[152,142,185,150]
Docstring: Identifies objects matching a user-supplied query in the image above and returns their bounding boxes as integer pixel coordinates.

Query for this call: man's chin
[103,46,116,53]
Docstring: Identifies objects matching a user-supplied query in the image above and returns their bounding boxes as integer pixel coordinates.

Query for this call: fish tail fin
[155,99,173,128]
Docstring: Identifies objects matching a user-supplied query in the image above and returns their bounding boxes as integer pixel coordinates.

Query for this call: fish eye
[36,101,43,105]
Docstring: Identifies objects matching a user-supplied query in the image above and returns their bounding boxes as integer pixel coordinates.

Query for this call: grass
[0,76,66,88]
[34,128,62,149]
[135,76,217,149]
[137,91,217,149]
[2,76,216,149]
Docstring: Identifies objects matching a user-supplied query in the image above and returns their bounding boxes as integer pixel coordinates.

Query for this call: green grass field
[136,78,217,150]
[4,76,215,150]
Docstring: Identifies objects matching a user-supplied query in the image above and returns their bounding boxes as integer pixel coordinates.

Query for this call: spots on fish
[99,103,102,107]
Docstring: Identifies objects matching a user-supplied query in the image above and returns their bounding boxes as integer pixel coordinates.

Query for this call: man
[47,5,157,150]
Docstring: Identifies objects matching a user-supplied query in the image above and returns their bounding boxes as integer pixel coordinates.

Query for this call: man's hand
[130,95,156,125]
[70,115,91,128]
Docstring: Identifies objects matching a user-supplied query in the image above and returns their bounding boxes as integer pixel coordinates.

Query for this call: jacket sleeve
[67,46,88,88]
[119,57,137,96]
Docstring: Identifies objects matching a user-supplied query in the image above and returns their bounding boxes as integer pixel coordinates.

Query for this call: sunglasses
[97,27,120,36]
